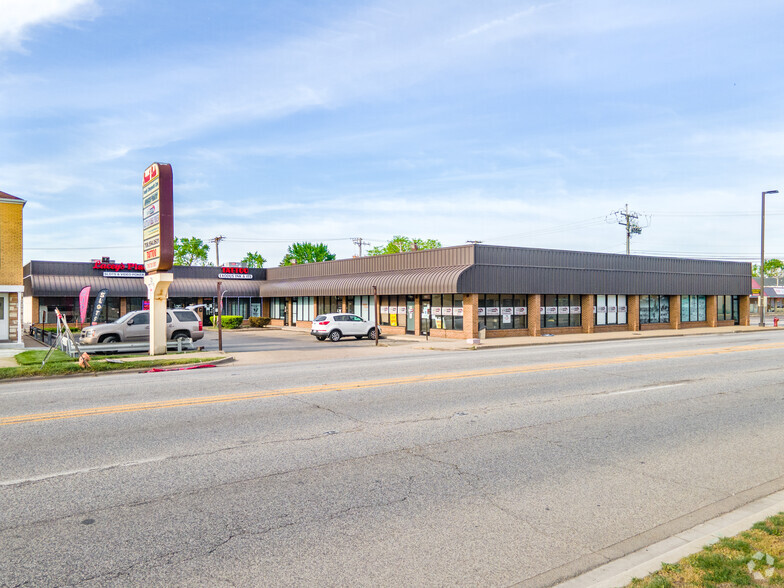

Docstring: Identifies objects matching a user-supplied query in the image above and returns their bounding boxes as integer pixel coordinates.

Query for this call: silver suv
[79,309,204,345]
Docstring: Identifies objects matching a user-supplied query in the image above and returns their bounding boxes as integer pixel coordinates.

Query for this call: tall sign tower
[142,163,174,355]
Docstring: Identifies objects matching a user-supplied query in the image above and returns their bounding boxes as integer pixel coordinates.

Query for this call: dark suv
[79,309,204,344]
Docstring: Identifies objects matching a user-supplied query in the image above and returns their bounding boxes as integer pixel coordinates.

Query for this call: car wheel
[329,330,342,342]
[368,328,377,340]
[173,332,189,342]
[101,335,120,344]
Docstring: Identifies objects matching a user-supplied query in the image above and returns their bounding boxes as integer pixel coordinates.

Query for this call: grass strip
[0,350,224,380]
[628,512,784,587]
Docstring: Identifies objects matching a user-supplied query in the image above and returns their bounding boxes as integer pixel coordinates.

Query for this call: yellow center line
[3,341,783,426]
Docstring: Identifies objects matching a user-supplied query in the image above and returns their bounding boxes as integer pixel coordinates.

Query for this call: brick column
[706,295,718,327]
[669,295,681,330]
[528,294,542,336]
[740,295,750,326]
[285,298,292,325]
[627,295,640,331]
[462,294,479,341]
[120,298,128,317]
[262,297,270,317]
[414,296,421,335]
[581,294,595,334]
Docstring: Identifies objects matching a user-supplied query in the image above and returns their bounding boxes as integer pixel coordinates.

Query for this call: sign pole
[217,281,223,351]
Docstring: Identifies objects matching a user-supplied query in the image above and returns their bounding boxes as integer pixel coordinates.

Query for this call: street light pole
[760,190,779,327]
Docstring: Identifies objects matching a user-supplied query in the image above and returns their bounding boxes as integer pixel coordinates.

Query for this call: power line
[608,204,651,254]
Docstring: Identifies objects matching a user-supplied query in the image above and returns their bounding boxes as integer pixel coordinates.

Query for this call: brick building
[259,244,751,343]
[0,191,25,347]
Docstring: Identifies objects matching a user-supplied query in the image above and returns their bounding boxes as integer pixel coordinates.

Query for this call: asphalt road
[3,330,784,587]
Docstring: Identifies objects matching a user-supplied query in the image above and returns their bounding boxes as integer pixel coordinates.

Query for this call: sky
[3,0,784,267]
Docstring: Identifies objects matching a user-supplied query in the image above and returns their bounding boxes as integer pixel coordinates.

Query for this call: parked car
[311,313,379,342]
[79,309,204,344]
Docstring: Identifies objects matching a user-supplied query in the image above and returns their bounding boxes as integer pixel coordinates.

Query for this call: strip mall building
[24,244,751,341]
[259,244,751,341]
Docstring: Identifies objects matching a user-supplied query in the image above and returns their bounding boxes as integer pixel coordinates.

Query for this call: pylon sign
[142,163,174,273]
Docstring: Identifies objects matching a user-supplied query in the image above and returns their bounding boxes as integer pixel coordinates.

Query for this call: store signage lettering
[103,271,145,278]
[142,162,174,273]
[443,307,453,316]
[220,267,250,274]
[380,306,389,313]
[546,306,558,313]
[93,261,145,272]
[477,307,485,316]
[501,307,513,315]
[454,307,463,316]
[486,307,500,316]
[514,307,527,315]
[569,306,581,314]
[218,273,253,280]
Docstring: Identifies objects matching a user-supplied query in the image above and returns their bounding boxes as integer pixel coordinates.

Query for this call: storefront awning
[258,266,473,297]
[28,275,261,298]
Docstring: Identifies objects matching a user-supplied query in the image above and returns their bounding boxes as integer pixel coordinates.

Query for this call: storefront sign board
[142,163,174,273]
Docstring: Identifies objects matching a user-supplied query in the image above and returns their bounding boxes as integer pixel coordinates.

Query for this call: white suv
[80,309,204,345]
[311,313,379,342]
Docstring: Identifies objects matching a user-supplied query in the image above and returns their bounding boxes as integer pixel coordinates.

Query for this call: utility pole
[210,235,225,351]
[610,204,649,254]
[352,237,367,257]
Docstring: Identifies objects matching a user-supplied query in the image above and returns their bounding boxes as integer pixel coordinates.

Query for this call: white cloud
[0,0,98,52]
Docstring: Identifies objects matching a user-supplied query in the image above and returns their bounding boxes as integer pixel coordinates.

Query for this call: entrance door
[732,295,740,325]
[292,298,297,326]
[406,297,415,334]
[0,295,7,340]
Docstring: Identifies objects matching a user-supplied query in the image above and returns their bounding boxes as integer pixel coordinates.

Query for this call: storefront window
[595,295,627,325]
[717,295,738,321]
[379,295,405,327]
[297,297,315,322]
[429,294,463,331]
[352,296,375,322]
[478,294,527,330]
[681,295,707,322]
[641,295,669,324]
[540,294,580,329]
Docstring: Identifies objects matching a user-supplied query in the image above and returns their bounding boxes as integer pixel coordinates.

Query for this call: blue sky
[3,0,784,267]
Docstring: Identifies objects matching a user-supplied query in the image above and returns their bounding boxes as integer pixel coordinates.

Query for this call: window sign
[546,306,557,314]
[380,305,388,314]
[501,307,513,315]
[454,307,463,316]
[477,307,485,316]
[443,307,453,315]
[514,307,527,315]
[502,314,512,324]
[486,307,500,316]
[569,306,581,314]
[540,307,545,315]
[432,306,442,315]
[397,306,406,314]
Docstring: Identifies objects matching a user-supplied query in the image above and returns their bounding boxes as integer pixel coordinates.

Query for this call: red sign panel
[142,163,174,273]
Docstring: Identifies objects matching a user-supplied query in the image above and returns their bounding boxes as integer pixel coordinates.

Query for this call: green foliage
[752,258,784,277]
[221,315,244,329]
[715,537,752,554]
[174,236,210,266]
[248,316,271,328]
[367,235,442,256]
[241,251,266,268]
[280,242,336,266]
[691,552,752,585]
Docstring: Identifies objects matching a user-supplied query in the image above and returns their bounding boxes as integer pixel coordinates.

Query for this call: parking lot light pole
[760,190,779,327]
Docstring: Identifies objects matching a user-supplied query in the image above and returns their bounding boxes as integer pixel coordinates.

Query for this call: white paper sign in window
[514,307,527,315]
[501,307,513,315]
[486,307,500,316]
[380,306,389,314]
[569,306,581,314]
[454,307,463,316]
[432,306,442,315]
[478,307,485,316]
[546,306,558,314]
[443,307,453,315]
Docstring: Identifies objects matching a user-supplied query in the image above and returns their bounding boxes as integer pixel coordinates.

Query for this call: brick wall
[740,295,750,326]
[581,294,595,334]
[462,294,479,339]
[669,295,681,330]
[0,201,23,286]
[706,295,718,327]
[528,294,542,336]
[627,295,640,331]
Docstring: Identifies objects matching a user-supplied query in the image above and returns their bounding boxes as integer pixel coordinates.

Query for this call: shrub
[221,315,244,329]
[249,317,271,328]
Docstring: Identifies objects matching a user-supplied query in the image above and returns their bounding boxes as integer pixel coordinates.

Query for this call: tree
[173,236,210,266]
[752,258,784,278]
[241,251,267,268]
[280,242,336,266]
[367,235,442,256]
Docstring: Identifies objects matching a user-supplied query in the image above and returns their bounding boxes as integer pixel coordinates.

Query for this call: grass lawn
[1,350,224,379]
[628,512,784,587]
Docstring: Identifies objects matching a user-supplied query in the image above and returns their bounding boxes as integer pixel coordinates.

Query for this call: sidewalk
[382,324,771,351]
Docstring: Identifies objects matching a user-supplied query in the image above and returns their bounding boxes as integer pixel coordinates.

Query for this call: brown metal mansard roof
[258,266,473,297]
[26,275,262,298]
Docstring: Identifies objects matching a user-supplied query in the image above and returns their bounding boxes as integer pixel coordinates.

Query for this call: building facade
[258,244,751,342]
[0,191,25,347]
[24,261,266,327]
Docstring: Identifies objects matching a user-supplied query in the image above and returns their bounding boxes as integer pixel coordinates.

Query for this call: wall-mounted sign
[570,306,581,314]
[142,163,174,273]
[218,273,253,280]
[454,307,463,316]
[93,261,145,272]
[104,272,145,278]
[514,307,527,315]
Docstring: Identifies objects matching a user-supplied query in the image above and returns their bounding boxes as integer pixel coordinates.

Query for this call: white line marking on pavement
[603,382,686,397]
[0,455,169,487]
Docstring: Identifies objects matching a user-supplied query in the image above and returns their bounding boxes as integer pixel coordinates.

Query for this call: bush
[249,317,271,328]
[221,315,244,329]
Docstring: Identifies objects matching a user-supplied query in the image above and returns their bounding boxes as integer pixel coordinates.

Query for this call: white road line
[0,455,169,487]
[603,382,686,397]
